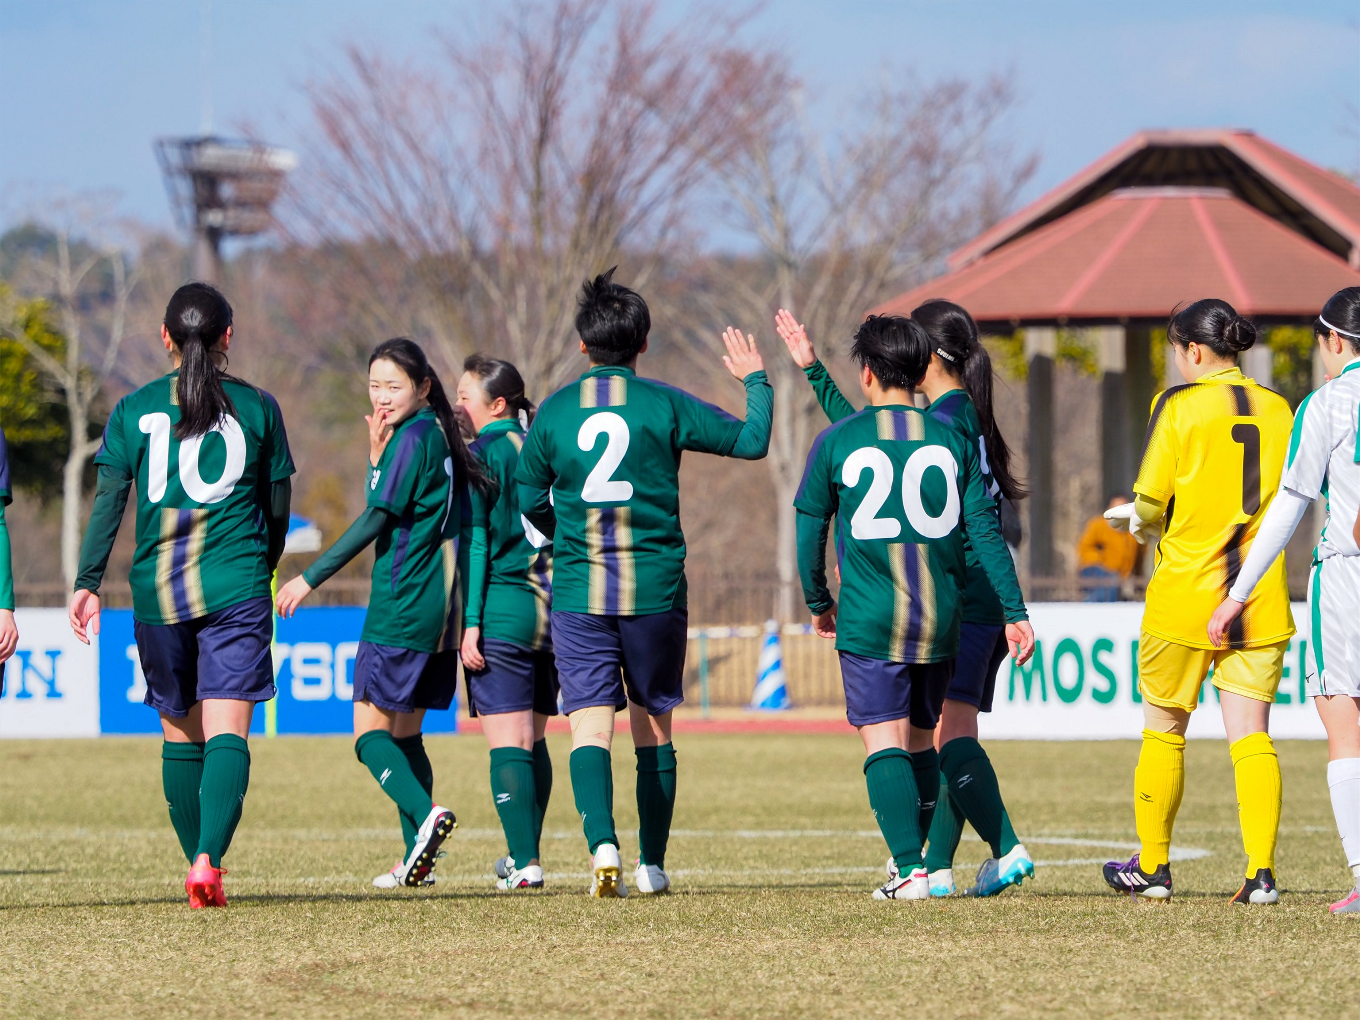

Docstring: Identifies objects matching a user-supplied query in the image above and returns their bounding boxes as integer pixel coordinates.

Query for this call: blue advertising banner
[98,608,459,735]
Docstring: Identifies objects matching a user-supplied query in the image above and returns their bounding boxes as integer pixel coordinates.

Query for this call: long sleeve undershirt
[462,497,490,629]
[803,361,857,423]
[74,466,133,594]
[796,509,834,614]
[301,507,391,589]
[728,370,775,459]
[0,503,13,611]
[1228,487,1312,603]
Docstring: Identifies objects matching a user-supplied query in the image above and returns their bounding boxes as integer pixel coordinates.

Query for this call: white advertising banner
[979,602,1324,740]
[0,609,100,737]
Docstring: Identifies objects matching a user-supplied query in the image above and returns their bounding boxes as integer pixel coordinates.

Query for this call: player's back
[1290,365,1360,560]
[796,404,974,664]
[521,366,746,616]
[96,372,292,624]
[1136,368,1293,648]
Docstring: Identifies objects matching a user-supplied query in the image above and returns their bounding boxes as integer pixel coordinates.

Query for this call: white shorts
[1307,555,1360,698]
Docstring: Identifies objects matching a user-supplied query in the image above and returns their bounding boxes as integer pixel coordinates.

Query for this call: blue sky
[2,0,1356,238]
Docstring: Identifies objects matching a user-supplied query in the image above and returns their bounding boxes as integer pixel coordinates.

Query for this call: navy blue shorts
[353,641,458,713]
[551,609,688,716]
[838,652,953,729]
[134,596,275,718]
[948,623,1009,713]
[466,638,560,717]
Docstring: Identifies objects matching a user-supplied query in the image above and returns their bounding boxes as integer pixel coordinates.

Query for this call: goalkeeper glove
[1104,501,1162,546]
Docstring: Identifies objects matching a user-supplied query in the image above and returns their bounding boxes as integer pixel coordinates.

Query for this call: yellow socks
[1231,731,1281,876]
[1134,729,1185,870]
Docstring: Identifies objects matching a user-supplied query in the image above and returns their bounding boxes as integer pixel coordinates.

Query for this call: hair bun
[1226,316,1257,352]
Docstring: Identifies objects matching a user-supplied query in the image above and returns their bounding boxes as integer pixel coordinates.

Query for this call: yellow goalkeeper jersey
[1135,366,1295,650]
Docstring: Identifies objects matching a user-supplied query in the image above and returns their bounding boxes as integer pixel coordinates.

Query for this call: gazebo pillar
[1025,326,1056,576]
[1242,344,1273,388]
[1096,327,1130,500]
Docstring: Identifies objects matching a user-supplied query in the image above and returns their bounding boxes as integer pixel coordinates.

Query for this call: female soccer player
[69,283,294,909]
[778,301,1035,898]
[277,337,483,889]
[1102,299,1293,904]
[794,314,1034,900]
[1208,287,1360,914]
[456,354,557,892]
[0,426,17,692]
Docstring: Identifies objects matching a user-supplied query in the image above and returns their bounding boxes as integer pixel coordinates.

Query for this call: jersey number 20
[139,413,246,505]
[841,445,961,540]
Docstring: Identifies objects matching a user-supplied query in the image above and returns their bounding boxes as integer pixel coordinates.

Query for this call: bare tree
[706,74,1036,620]
[286,0,777,396]
[0,208,142,588]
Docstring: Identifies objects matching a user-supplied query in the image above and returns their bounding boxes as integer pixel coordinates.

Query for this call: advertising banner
[1,609,100,737]
[979,602,1324,740]
[97,608,458,736]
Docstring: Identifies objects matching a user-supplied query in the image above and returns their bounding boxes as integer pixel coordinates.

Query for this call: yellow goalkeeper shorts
[1137,631,1286,712]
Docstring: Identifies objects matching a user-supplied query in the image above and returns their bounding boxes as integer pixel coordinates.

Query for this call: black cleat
[1102,854,1172,900]
[1232,868,1278,905]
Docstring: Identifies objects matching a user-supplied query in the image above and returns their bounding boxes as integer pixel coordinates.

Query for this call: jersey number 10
[138,413,246,505]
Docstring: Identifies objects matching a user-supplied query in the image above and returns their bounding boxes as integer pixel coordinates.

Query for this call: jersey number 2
[1231,423,1261,515]
[578,412,633,502]
[138,413,246,505]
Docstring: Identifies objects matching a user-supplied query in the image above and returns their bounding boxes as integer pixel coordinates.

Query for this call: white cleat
[495,863,545,891]
[391,805,457,888]
[373,861,435,889]
[874,866,931,901]
[928,868,956,897]
[633,861,671,895]
[588,843,627,898]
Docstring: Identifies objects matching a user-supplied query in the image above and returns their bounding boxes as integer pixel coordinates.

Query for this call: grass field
[2,732,1358,1019]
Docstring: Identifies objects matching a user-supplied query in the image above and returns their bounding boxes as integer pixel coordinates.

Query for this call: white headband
[1319,314,1360,340]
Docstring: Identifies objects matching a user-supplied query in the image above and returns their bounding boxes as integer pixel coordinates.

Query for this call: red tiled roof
[873,187,1360,327]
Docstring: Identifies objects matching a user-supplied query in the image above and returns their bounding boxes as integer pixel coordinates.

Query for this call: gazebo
[874,129,1360,577]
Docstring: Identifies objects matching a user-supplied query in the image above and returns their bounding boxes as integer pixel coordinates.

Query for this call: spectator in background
[1078,494,1141,601]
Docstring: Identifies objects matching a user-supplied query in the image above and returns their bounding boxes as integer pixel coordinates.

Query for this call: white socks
[1327,758,1360,880]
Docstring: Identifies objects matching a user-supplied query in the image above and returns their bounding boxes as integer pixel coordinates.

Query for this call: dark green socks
[531,738,553,846]
[356,729,435,826]
[910,747,940,836]
[569,745,617,852]
[490,747,539,868]
[940,736,1018,858]
[635,743,678,868]
[162,740,205,863]
[864,748,923,872]
[195,734,250,868]
[394,733,435,856]
[924,779,965,873]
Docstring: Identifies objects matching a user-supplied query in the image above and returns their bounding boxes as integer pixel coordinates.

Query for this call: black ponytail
[912,298,1027,501]
[368,337,491,496]
[164,282,236,440]
[849,315,932,390]
[463,353,537,426]
[1317,287,1360,354]
[1167,298,1257,358]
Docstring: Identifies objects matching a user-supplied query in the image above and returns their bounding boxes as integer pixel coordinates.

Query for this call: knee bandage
[569,705,616,751]
[1143,701,1191,736]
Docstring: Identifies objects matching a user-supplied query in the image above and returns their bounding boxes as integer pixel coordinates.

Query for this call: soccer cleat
[1330,887,1360,914]
[495,863,545,891]
[493,855,513,880]
[392,805,457,888]
[967,844,1035,897]
[1102,854,1172,900]
[1232,868,1278,905]
[873,866,930,900]
[588,842,627,898]
[185,853,227,909]
[633,861,671,895]
[373,861,436,889]
[929,868,956,897]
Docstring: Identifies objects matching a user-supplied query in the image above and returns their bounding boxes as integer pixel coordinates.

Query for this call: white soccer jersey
[1281,361,1360,560]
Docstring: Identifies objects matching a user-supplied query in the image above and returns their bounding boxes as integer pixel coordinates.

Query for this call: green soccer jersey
[803,362,1007,625]
[794,404,1025,663]
[93,372,295,625]
[468,419,553,650]
[516,365,773,616]
[0,426,12,611]
[362,407,464,653]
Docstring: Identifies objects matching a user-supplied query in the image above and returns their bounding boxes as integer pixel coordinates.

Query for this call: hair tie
[1320,314,1360,340]
[935,347,957,363]
[518,408,529,429]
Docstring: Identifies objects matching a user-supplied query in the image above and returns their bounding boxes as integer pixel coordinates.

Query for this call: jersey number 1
[139,412,246,504]
[1231,423,1261,515]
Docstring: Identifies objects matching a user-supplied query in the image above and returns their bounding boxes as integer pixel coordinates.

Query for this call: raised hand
[365,408,394,467]
[721,327,764,380]
[775,308,816,369]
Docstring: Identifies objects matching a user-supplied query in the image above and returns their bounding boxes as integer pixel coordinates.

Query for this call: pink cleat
[185,853,228,909]
[1330,887,1360,914]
